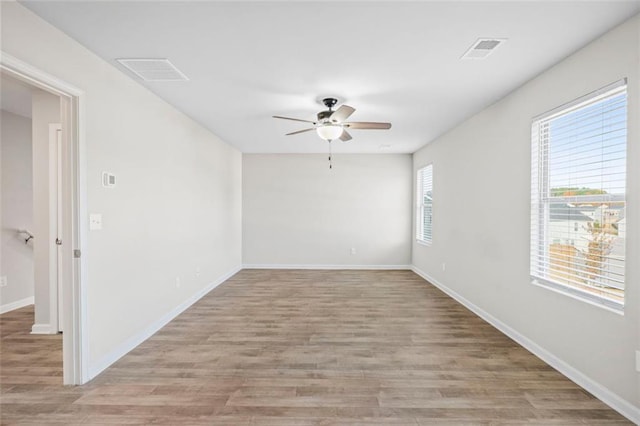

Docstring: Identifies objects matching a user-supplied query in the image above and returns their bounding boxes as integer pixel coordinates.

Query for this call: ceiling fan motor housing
[317,110,333,121]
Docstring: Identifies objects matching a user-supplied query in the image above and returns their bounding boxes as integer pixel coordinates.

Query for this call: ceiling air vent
[461,38,506,60]
[116,58,189,81]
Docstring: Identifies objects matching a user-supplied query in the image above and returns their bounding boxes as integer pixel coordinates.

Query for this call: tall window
[531,80,627,311]
[417,165,433,244]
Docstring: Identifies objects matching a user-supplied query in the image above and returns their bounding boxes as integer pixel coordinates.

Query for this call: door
[55,125,63,332]
[49,123,63,333]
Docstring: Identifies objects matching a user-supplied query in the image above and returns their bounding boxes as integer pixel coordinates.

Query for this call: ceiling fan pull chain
[328,140,333,169]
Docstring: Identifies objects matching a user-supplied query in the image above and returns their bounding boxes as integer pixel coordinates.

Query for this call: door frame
[1,52,88,385]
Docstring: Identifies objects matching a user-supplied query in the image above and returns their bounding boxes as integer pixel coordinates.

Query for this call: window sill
[416,239,432,247]
[531,277,624,315]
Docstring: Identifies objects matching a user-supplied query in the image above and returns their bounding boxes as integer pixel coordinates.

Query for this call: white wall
[243,154,412,267]
[1,2,242,376]
[412,15,639,415]
[31,89,59,330]
[0,110,34,311]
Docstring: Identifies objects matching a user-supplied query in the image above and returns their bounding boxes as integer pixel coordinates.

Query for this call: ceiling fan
[273,97,392,142]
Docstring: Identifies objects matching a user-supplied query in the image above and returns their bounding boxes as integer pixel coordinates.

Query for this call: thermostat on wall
[102,172,116,188]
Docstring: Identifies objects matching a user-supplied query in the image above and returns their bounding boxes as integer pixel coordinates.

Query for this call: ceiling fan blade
[344,121,392,130]
[330,105,355,123]
[273,115,316,124]
[286,128,315,136]
[339,129,352,142]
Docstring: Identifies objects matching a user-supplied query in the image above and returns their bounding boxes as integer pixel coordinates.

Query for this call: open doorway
[0,72,66,377]
[1,54,85,385]
[1,74,36,316]
[1,74,64,332]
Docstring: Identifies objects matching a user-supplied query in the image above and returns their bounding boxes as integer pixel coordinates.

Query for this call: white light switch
[89,213,102,230]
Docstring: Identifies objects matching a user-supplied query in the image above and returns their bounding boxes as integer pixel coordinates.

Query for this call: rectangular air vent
[116,58,189,81]
[461,38,506,59]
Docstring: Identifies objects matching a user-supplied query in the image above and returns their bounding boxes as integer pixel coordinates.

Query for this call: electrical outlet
[195,267,201,277]
[351,248,357,255]
[89,213,102,230]
[0,276,6,287]
[636,350,640,372]
[175,277,181,289]
[442,263,446,272]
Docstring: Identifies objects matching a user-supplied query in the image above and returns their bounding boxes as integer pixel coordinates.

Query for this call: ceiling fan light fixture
[316,123,343,141]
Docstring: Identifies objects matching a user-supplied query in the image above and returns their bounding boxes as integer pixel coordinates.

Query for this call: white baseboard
[242,264,411,270]
[88,266,242,380]
[1,296,34,314]
[31,323,57,334]
[410,266,640,425]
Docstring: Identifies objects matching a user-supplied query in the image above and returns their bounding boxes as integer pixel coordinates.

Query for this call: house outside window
[417,165,433,244]
[530,80,627,312]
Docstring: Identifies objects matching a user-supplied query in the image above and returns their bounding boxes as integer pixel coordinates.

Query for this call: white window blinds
[417,165,433,244]
[531,80,627,311]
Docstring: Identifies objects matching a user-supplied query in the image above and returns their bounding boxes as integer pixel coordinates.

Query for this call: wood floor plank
[0,269,632,424]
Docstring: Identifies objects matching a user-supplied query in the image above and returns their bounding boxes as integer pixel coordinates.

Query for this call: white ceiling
[21,1,640,154]
[1,74,33,118]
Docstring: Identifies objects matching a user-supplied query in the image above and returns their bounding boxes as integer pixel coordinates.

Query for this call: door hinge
[73,249,81,258]
[55,238,62,246]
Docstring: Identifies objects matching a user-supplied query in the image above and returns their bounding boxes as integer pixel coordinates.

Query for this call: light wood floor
[0,270,631,425]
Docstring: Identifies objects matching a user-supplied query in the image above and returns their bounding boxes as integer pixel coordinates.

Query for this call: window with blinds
[531,80,627,311]
[417,165,433,244]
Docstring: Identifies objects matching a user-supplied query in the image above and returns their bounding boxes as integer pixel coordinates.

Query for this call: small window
[531,80,627,312]
[417,165,433,244]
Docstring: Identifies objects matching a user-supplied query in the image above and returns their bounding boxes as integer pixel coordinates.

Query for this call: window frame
[416,164,433,245]
[530,79,627,313]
